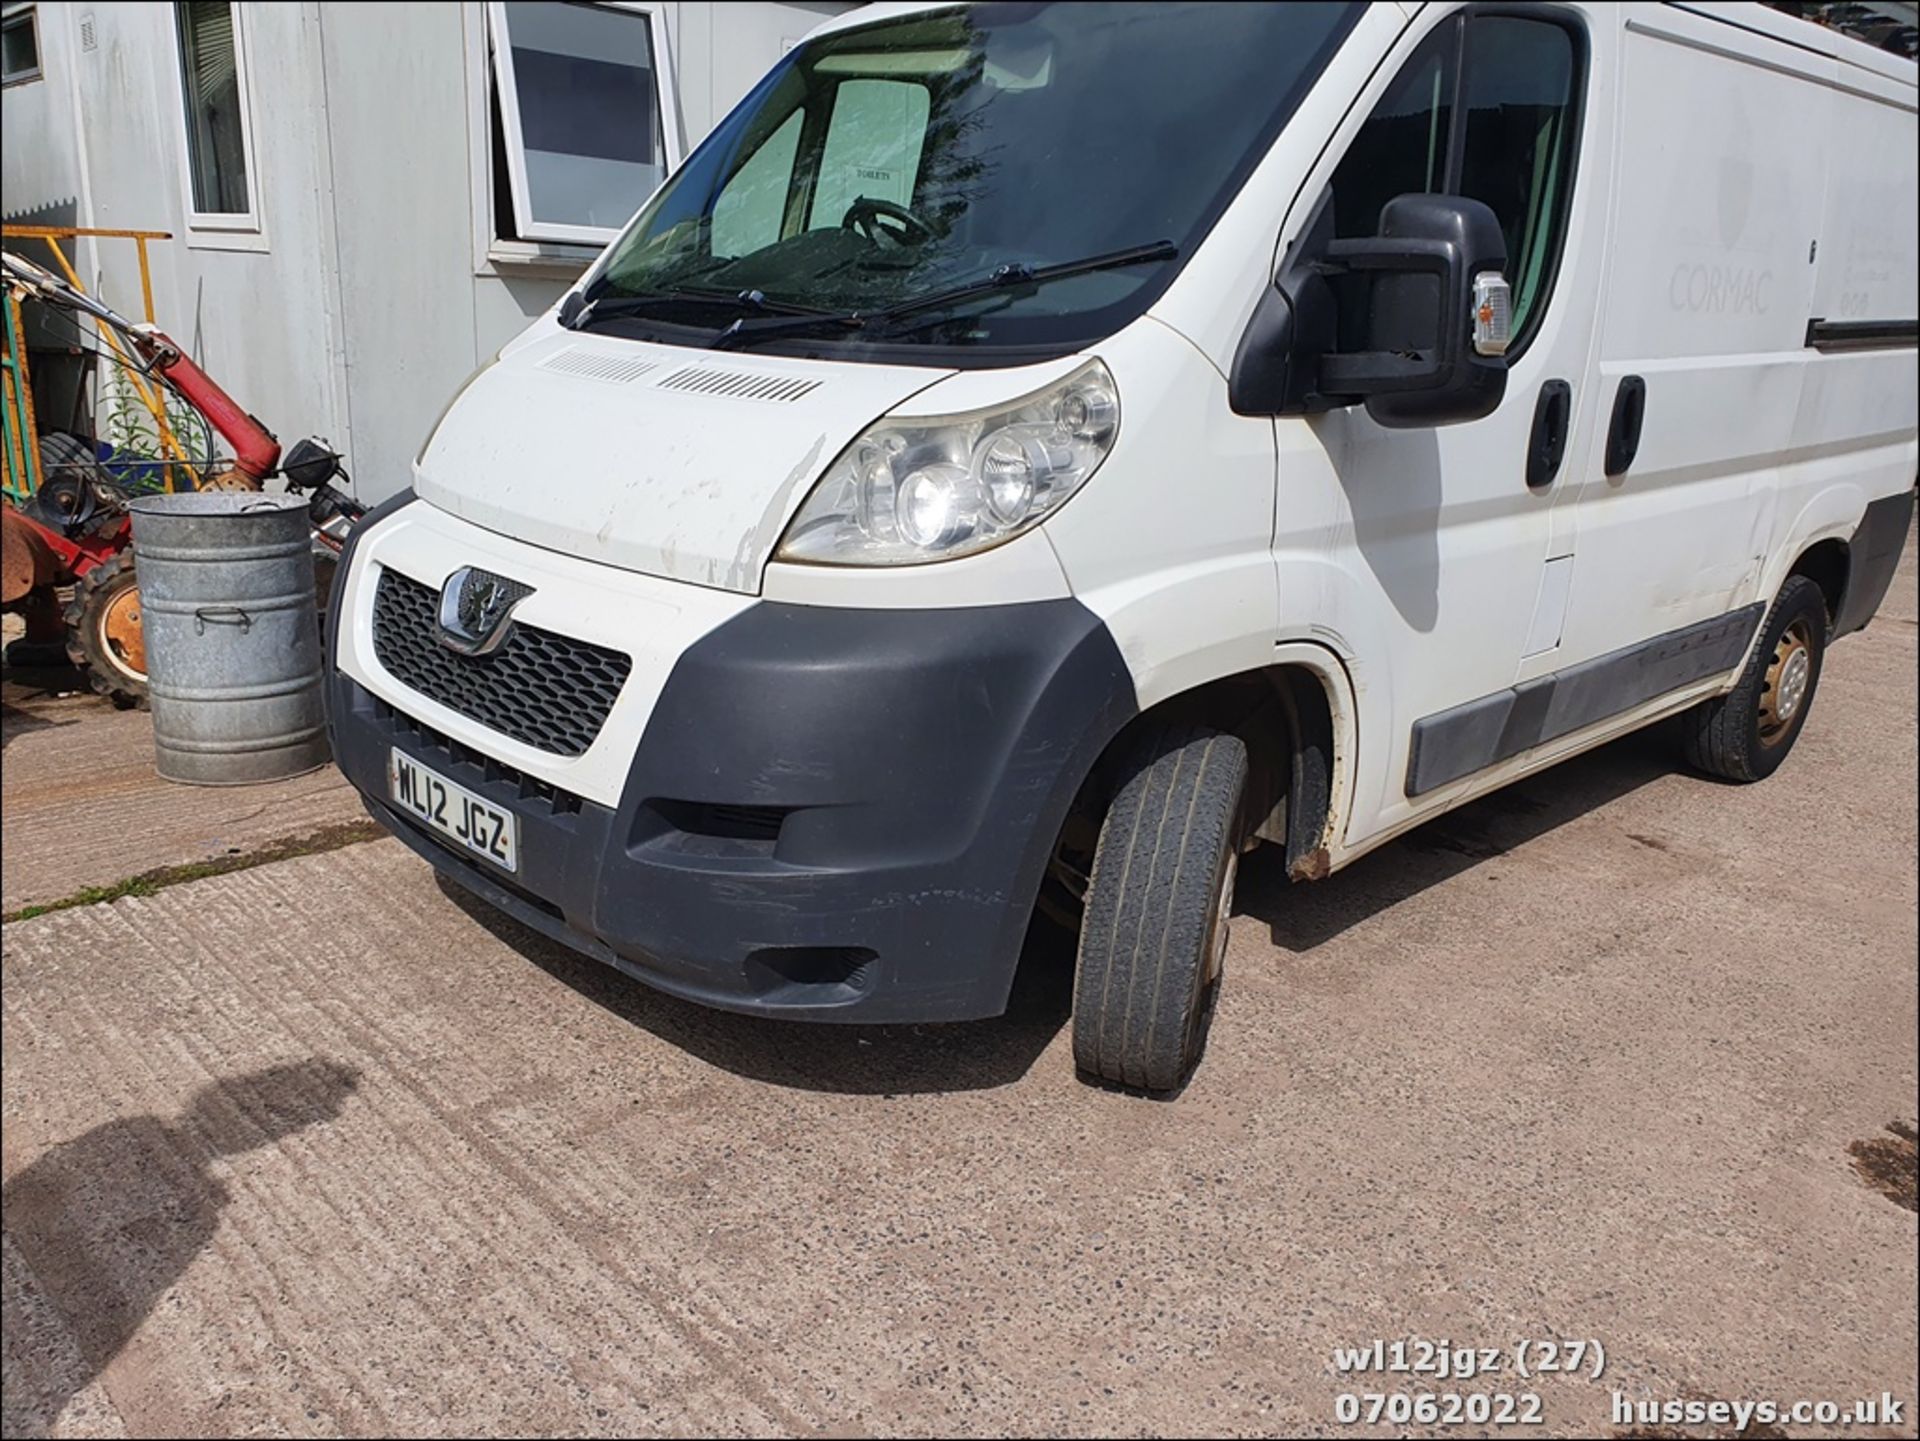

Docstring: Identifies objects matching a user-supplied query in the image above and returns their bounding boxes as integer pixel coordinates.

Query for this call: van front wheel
[1072,724,1248,1094]
[1680,575,1828,783]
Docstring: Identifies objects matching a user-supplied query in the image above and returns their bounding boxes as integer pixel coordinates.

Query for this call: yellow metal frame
[0,225,191,494]
[3,289,40,498]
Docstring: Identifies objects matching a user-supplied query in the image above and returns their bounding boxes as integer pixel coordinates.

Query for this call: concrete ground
[2,531,1915,1438]
[1,661,368,916]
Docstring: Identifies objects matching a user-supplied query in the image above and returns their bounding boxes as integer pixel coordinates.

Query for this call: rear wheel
[1679,575,1827,782]
[1071,723,1247,1093]
[64,551,148,708]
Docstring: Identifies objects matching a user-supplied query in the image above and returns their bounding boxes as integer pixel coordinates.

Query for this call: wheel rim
[1182,845,1238,1060]
[1758,617,1813,746]
[1206,849,1238,987]
[201,466,259,493]
[98,584,147,679]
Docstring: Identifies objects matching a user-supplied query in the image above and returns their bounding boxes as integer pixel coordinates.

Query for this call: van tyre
[1680,575,1827,783]
[1072,724,1248,1093]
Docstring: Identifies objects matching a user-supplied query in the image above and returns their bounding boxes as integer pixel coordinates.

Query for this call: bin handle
[194,606,252,634]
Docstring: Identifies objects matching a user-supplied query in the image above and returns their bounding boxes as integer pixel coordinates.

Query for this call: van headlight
[775,360,1118,566]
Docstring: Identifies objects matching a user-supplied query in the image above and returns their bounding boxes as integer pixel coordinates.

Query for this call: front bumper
[327,508,1137,1023]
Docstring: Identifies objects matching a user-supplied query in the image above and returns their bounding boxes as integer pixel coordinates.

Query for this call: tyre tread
[1073,722,1247,1092]
[63,550,147,710]
[1679,576,1826,783]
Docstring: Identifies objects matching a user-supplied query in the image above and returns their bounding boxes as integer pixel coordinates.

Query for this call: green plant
[100,359,216,482]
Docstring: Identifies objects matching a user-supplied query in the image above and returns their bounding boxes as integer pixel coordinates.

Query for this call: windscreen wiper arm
[561,286,832,332]
[873,239,1180,324]
[706,239,1180,349]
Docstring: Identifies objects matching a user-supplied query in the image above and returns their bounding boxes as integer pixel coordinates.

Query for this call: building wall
[2,0,855,501]
[9,3,355,478]
[2,2,93,423]
[1,3,85,233]
[320,1,481,499]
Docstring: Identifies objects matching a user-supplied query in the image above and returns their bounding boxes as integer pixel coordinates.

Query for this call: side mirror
[1231,192,1512,428]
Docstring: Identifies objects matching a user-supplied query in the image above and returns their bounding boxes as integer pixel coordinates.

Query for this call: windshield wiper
[706,239,1179,349]
[561,286,832,332]
[876,239,1180,324]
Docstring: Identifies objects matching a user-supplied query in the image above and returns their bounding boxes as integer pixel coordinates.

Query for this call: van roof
[806,2,1916,88]
[803,1,961,44]
[1677,2,1920,85]
[801,0,1427,44]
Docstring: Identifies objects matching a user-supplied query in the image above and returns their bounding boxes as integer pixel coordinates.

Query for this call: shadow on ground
[443,875,1076,1097]
[2,660,94,701]
[1,654,100,750]
[447,726,1685,1096]
[0,1060,359,1434]
[0,701,64,750]
[1237,722,1682,952]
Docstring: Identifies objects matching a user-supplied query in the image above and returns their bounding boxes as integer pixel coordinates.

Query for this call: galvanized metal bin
[128,493,328,785]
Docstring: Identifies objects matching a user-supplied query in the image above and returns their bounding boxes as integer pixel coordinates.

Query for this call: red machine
[3,251,362,704]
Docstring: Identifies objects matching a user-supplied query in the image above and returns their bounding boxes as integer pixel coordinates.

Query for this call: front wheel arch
[1041,656,1352,939]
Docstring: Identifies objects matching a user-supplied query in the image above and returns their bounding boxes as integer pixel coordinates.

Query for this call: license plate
[387,748,518,873]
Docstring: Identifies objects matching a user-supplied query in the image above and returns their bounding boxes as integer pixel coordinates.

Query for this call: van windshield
[582,1,1361,359]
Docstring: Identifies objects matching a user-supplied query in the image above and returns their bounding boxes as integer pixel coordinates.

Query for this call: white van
[327,1,1918,1091]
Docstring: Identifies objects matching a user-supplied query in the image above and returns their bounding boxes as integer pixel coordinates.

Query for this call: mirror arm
[1317,236,1455,276]
[1227,284,1298,417]
[1229,191,1507,426]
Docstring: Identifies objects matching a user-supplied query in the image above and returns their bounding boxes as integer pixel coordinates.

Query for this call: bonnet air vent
[654,366,824,403]
[536,348,661,384]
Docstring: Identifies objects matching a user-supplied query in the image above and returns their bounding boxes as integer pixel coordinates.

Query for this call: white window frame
[2,4,43,88]
[172,0,266,251]
[484,0,682,249]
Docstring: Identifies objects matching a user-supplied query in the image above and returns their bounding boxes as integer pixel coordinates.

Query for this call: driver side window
[1330,12,1582,350]
[807,78,931,231]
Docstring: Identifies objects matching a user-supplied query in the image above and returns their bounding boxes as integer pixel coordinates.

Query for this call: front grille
[372,567,630,757]
[652,800,787,842]
[636,798,791,860]
[374,698,583,817]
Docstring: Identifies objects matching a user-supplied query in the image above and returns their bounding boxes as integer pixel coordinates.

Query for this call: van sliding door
[1552,7,1843,674]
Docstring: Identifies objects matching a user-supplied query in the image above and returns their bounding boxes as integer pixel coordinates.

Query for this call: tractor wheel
[64,551,149,708]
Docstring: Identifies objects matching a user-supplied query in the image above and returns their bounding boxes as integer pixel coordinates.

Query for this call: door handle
[1527,379,1572,489]
[1605,375,1647,477]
